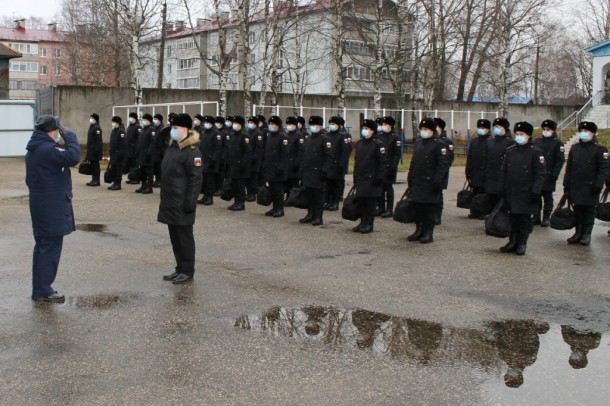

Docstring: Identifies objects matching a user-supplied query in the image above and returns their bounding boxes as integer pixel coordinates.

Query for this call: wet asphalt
[0,157,609,405]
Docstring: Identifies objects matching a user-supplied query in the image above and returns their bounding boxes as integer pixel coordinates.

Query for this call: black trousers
[285,178,300,194]
[247,171,259,195]
[90,160,100,182]
[139,165,153,185]
[325,178,342,204]
[412,202,437,225]
[377,183,395,211]
[339,178,346,202]
[306,187,324,211]
[509,213,533,241]
[573,205,596,226]
[358,196,377,223]
[202,172,216,197]
[269,181,285,209]
[168,224,195,276]
[124,157,138,171]
[153,160,162,182]
[32,235,63,297]
[232,178,246,204]
[538,190,554,213]
[110,163,123,183]
[214,161,226,192]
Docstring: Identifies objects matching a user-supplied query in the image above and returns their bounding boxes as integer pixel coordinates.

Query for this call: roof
[584,39,610,57]
[0,42,21,59]
[0,26,67,43]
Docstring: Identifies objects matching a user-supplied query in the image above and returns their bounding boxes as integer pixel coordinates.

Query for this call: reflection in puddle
[69,293,137,309]
[75,224,118,237]
[235,306,608,391]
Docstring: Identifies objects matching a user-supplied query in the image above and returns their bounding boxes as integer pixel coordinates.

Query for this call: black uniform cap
[215,116,225,124]
[285,116,298,125]
[203,115,215,124]
[90,113,99,122]
[171,113,193,129]
[153,114,163,121]
[233,116,246,126]
[477,119,491,129]
[577,121,597,133]
[297,116,305,126]
[309,116,324,126]
[541,119,557,131]
[225,116,235,122]
[492,117,510,131]
[383,116,396,127]
[248,116,260,125]
[194,114,204,121]
[256,114,266,123]
[329,116,345,126]
[142,114,153,122]
[434,117,446,130]
[35,115,60,132]
[129,112,138,120]
[514,121,533,136]
[362,119,378,132]
[418,118,436,132]
[268,115,282,126]
[112,115,123,124]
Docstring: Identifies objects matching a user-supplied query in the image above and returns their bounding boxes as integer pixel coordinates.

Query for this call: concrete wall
[44,85,581,143]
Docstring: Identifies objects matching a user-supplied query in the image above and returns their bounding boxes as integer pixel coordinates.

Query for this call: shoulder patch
[449,144,454,151]
[560,146,565,152]
[96,130,101,134]
[299,138,305,144]
[283,139,288,145]
[441,148,447,155]
[326,141,332,149]
[539,156,545,164]
[258,135,262,141]
[244,137,250,144]
[226,135,230,140]
[396,140,401,146]
[603,152,609,160]
[120,133,125,137]
[380,147,386,154]
[138,128,142,132]
[152,132,156,136]
[194,157,202,167]
[217,135,222,140]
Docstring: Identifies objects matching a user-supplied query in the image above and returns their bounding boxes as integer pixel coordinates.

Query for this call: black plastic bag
[256,184,273,206]
[285,187,309,209]
[470,193,494,217]
[78,161,93,175]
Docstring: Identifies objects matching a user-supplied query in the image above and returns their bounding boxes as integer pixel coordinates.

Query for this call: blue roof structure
[449,96,532,104]
[584,39,610,57]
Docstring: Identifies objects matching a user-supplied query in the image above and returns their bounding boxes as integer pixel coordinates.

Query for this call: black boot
[352,220,363,232]
[435,209,442,225]
[327,201,339,211]
[203,196,213,205]
[87,180,100,186]
[380,202,393,218]
[567,223,583,244]
[532,212,541,225]
[515,230,529,255]
[311,209,323,226]
[108,182,121,191]
[141,181,153,194]
[579,225,594,246]
[359,213,373,234]
[265,207,276,216]
[135,182,145,193]
[407,223,423,241]
[230,202,245,211]
[500,230,518,253]
[299,209,313,223]
[541,210,551,227]
[245,194,256,202]
[419,224,434,244]
[272,208,284,218]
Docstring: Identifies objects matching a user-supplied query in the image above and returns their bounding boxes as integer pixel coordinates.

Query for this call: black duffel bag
[285,186,309,209]
[485,198,511,238]
[393,189,417,224]
[220,178,234,201]
[78,160,93,175]
[103,166,113,184]
[128,167,141,183]
[341,187,360,221]
[256,184,273,206]
[470,193,494,217]
[596,188,610,221]
[457,181,475,209]
[550,193,576,230]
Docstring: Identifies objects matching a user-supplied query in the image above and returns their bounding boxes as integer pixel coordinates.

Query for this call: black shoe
[108,183,121,191]
[272,209,284,218]
[126,180,139,185]
[86,180,100,186]
[419,225,434,244]
[172,273,194,284]
[141,186,153,194]
[311,210,323,226]
[31,292,65,303]
[359,224,373,234]
[515,245,527,255]
[323,202,330,210]
[135,186,144,193]
[153,181,161,188]
[300,210,313,223]
[265,208,275,216]
[163,272,181,281]
[435,215,442,226]
[541,211,551,227]
[352,222,363,232]
[230,203,245,211]
[532,213,541,225]
[567,225,583,244]
[375,209,384,217]
[245,195,256,202]
[227,203,236,210]
[407,224,422,241]
[203,197,213,206]
[327,203,339,211]
[213,191,221,197]
[380,210,393,218]
[579,225,594,246]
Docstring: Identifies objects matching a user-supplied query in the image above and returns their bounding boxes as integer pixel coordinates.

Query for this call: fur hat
[362,119,378,132]
[256,114,266,124]
[578,121,598,133]
[308,116,324,126]
[297,116,305,126]
[193,114,204,122]
[90,113,99,122]
[418,117,436,132]
[215,116,225,124]
[203,115,215,124]
[129,112,138,120]
[329,116,345,126]
[34,115,60,132]
[153,113,163,121]
[477,119,491,129]
[514,121,533,136]
[375,117,384,125]
[383,116,396,127]
[248,116,260,125]
[142,114,153,122]
[225,116,235,123]
[111,115,122,124]
[492,117,510,131]
[233,116,246,126]
[434,117,446,130]
[286,116,298,125]
[171,113,193,129]
[541,119,557,131]
[268,115,283,126]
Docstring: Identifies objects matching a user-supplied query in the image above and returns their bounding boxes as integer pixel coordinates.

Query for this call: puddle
[68,293,137,309]
[235,305,609,398]
[75,224,118,237]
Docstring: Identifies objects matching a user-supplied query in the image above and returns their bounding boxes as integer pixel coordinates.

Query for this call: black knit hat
[297,116,305,126]
[329,116,345,126]
[477,119,491,129]
[194,114,204,121]
[256,114,266,123]
[225,116,235,122]
[90,113,99,122]
[172,113,193,129]
[268,115,282,126]
[154,113,163,121]
[383,116,396,127]
[142,114,153,122]
[234,116,246,126]
[129,112,138,120]
[112,115,122,124]
[514,121,533,136]
[248,116,260,125]
[309,116,324,126]
[215,116,225,124]
[362,119,378,132]
[492,117,510,131]
[434,117,446,130]
[286,116,298,125]
[34,115,60,132]
[578,121,598,133]
[418,117,436,132]
[203,115,215,124]
[375,117,384,125]
[541,119,557,131]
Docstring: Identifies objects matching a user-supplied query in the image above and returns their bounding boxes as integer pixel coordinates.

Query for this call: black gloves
[184,203,196,214]
[592,186,602,195]
[530,192,540,203]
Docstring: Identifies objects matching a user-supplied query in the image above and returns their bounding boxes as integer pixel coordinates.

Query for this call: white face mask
[420,130,433,139]
[215,123,223,129]
[542,130,553,137]
[286,124,296,132]
[153,119,160,126]
[89,118,96,125]
[232,124,242,131]
[193,120,201,127]
[129,118,136,124]
[329,124,338,132]
[226,121,233,128]
[381,125,391,133]
[143,120,150,127]
[112,122,119,129]
[268,124,279,133]
[204,123,213,130]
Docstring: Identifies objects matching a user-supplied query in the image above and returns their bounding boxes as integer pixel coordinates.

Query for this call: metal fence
[113,101,219,120]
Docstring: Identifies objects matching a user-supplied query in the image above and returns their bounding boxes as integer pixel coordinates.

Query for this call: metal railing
[112,101,219,119]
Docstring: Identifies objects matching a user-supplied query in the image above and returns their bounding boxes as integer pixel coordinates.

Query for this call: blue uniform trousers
[32,236,64,297]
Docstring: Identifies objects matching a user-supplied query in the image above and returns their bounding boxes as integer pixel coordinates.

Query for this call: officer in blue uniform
[25,115,81,303]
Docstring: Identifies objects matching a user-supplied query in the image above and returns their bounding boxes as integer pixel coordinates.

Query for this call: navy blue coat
[25,130,81,237]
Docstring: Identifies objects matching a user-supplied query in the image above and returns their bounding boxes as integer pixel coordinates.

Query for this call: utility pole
[157,1,167,89]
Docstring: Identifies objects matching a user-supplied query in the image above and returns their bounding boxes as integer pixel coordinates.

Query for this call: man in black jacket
[197,116,222,205]
[499,122,546,255]
[86,113,103,186]
[563,121,609,245]
[263,116,289,217]
[158,113,202,285]
[406,118,451,243]
[325,116,352,211]
[214,116,228,195]
[353,120,388,234]
[300,116,333,226]
[135,114,155,194]
[434,117,454,224]
[466,119,492,218]
[532,119,565,227]
[246,116,264,201]
[484,118,515,208]
[125,112,141,184]
[284,116,305,193]
[107,116,126,191]
[227,116,252,211]
[375,116,401,218]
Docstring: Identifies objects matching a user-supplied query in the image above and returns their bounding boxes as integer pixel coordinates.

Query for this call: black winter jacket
[326,128,352,180]
[533,136,565,192]
[353,138,388,197]
[301,131,333,189]
[108,125,126,165]
[563,140,609,206]
[286,129,305,179]
[136,125,156,166]
[375,131,401,183]
[247,128,265,172]
[500,143,546,214]
[125,123,141,159]
[199,127,223,173]
[407,137,450,204]
[86,123,103,161]
[263,131,289,182]
[228,129,252,179]
[465,134,490,188]
[484,135,515,195]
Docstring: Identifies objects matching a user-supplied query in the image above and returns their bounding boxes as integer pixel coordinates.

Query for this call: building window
[7,42,36,54]
[176,39,195,50]
[166,46,172,57]
[249,32,256,44]
[167,64,172,73]
[177,58,200,70]
[40,65,47,75]
[380,23,397,35]
[177,77,200,88]
[55,67,61,76]
[344,40,373,57]
[344,65,372,81]
[40,47,47,57]
[10,61,38,72]
[54,48,61,58]
[251,54,255,64]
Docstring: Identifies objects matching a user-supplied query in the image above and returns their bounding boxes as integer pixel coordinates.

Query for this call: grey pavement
[0,157,609,405]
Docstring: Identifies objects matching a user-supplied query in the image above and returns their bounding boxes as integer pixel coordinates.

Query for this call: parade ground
[1,157,609,405]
